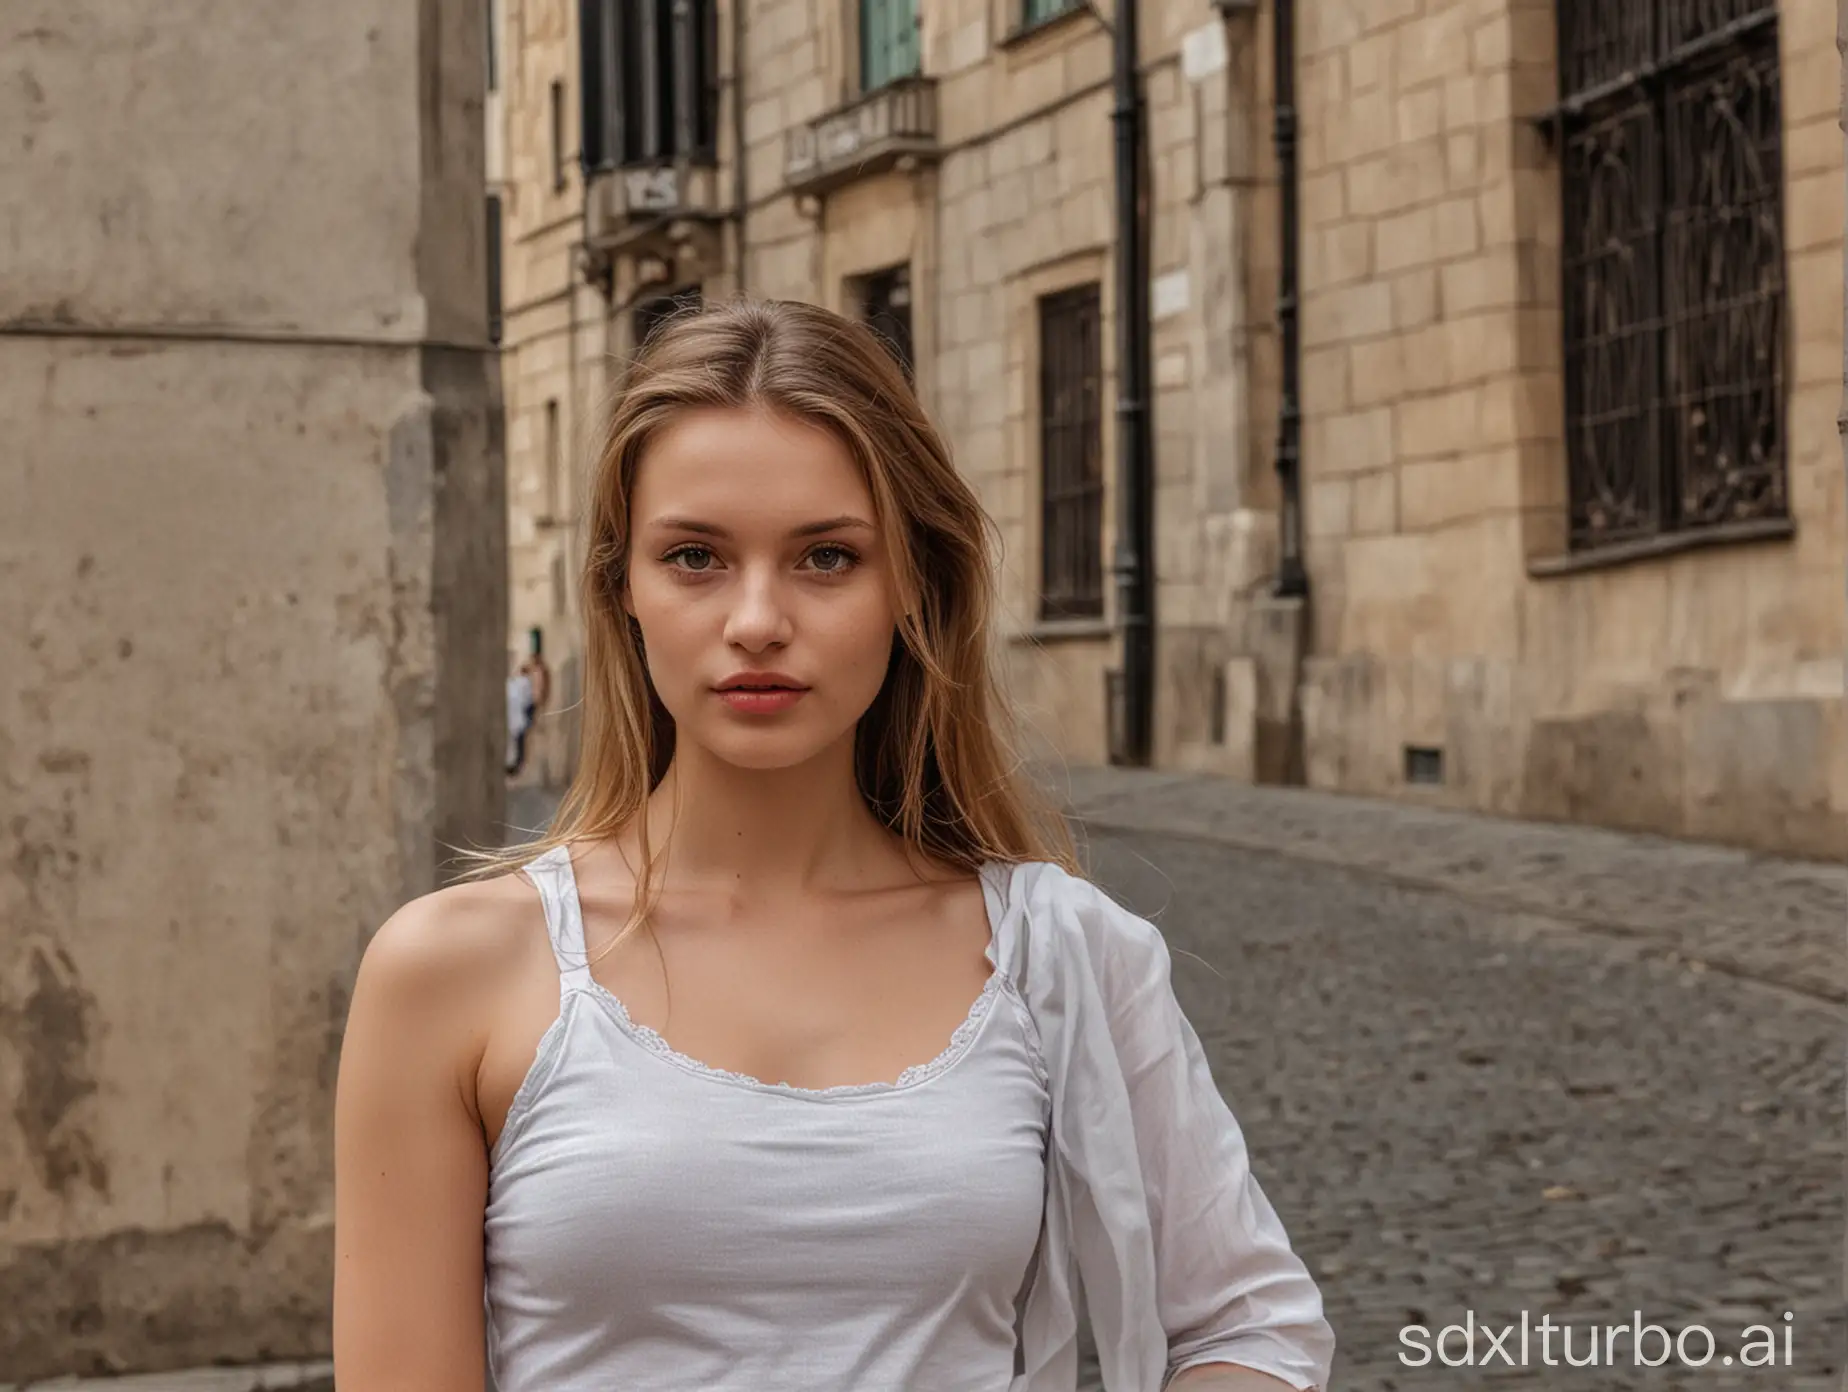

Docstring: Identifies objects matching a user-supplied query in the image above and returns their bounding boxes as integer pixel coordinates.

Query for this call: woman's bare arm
[334,892,501,1392]
[1170,1365,1303,1390]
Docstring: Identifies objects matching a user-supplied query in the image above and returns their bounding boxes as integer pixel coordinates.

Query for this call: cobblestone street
[1064,776,1845,1391]
[513,771,1848,1390]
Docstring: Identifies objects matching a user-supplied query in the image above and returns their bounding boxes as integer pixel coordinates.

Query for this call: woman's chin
[691,724,840,773]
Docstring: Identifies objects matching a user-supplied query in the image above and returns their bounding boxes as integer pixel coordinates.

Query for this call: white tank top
[484,847,1052,1391]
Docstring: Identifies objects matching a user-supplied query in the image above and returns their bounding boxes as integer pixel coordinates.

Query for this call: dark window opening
[579,0,607,171]
[544,399,562,520]
[859,264,914,384]
[485,193,503,345]
[581,0,719,171]
[1038,284,1104,622]
[550,79,568,191]
[486,0,499,93]
[1555,0,1786,552]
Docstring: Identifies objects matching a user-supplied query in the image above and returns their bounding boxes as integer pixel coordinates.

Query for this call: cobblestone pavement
[1078,823,1842,1391]
[1055,767,1843,1004]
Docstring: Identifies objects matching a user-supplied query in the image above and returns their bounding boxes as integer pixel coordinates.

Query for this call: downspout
[1111,0,1155,766]
[732,0,748,293]
[1271,0,1308,597]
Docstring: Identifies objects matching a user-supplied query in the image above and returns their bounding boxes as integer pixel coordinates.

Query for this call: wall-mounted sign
[623,166,680,213]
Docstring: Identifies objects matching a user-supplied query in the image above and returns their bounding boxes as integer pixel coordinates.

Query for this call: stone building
[1291,0,1845,858]
[497,0,1290,779]
[499,0,1844,856]
[1,2,503,1380]
[490,0,622,791]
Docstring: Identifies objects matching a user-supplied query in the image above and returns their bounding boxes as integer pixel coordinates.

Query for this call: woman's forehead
[632,407,876,524]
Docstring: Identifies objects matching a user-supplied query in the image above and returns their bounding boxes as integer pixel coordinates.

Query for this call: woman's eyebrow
[789,515,876,537]
[648,515,875,538]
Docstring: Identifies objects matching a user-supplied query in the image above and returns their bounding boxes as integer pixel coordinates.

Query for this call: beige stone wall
[730,0,1293,772]
[0,0,503,1377]
[498,0,605,788]
[1292,0,1847,857]
[503,0,1292,778]
[501,0,1843,856]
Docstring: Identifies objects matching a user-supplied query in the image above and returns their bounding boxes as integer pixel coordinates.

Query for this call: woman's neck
[640,738,891,891]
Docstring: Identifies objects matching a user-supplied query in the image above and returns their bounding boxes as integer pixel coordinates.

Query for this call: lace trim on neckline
[581,971,1009,1100]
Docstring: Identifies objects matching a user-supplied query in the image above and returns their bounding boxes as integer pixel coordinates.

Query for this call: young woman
[333,299,1333,1391]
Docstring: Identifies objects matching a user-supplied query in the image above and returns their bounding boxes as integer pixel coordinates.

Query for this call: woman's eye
[807,545,857,574]
[666,545,716,572]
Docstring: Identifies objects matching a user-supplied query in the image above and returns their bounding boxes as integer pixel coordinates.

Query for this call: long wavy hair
[475,297,1077,943]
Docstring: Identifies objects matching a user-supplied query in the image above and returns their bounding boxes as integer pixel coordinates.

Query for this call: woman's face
[624,406,900,773]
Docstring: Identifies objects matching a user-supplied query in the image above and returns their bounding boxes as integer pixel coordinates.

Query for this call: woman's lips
[715,687,807,714]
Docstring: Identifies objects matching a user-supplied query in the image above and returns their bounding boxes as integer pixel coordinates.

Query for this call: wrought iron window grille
[1538,1,1788,553]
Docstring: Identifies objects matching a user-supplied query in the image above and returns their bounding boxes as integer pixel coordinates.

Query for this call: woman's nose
[722,569,794,651]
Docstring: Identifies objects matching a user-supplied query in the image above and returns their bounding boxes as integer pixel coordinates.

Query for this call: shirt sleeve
[1075,877,1335,1391]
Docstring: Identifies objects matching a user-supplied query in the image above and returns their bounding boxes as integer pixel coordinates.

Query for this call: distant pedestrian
[335,299,1333,1392]
[505,661,533,776]
[517,626,551,772]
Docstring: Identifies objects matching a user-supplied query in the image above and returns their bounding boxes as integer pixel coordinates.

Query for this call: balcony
[585,161,725,253]
[784,77,940,198]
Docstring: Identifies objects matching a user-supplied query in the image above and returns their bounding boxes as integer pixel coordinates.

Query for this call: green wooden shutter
[860,0,918,92]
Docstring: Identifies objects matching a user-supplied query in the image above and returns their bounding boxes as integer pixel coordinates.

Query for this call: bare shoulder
[354,867,547,1017]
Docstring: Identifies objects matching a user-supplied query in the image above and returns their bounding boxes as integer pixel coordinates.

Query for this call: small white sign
[1152,269,1190,321]
[1182,23,1228,83]
[624,166,679,212]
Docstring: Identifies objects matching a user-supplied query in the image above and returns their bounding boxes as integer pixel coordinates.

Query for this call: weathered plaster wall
[0,0,503,1377]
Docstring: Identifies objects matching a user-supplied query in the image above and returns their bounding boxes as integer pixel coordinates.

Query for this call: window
[550,80,567,191]
[486,0,498,93]
[860,0,920,93]
[1021,0,1080,28]
[580,0,718,170]
[543,400,562,520]
[485,194,503,346]
[1554,0,1786,552]
[1038,284,1104,621]
[859,265,914,383]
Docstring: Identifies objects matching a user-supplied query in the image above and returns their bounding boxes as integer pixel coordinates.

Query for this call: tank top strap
[520,845,595,997]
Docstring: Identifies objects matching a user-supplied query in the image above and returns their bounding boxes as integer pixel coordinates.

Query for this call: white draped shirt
[981,859,1335,1391]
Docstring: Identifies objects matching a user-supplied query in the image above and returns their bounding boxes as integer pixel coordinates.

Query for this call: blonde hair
[476,297,1077,943]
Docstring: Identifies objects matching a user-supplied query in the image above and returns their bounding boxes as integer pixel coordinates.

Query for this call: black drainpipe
[1111,0,1155,765]
[731,0,747,293]
[1271,0,1308,598]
